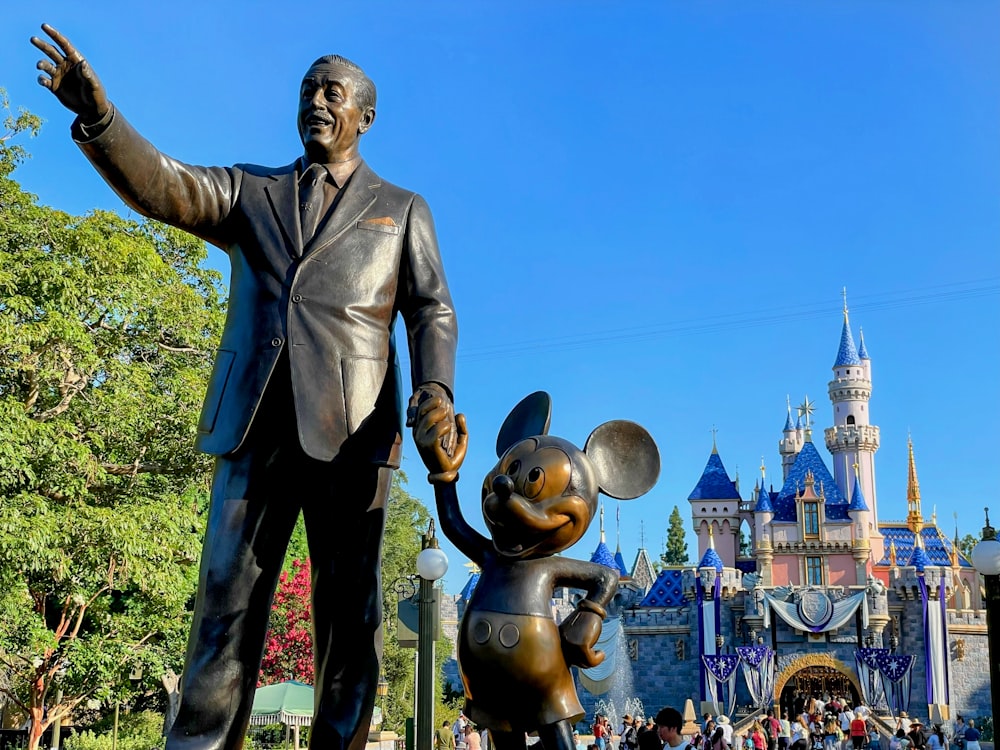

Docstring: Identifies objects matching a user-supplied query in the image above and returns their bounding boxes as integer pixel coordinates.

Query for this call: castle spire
[858,326,870,360]
[906,436,924,533]
[599,500,606,542]
[834,289,862,366]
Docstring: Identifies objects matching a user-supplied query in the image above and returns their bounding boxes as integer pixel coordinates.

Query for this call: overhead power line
[457,277,1000,363]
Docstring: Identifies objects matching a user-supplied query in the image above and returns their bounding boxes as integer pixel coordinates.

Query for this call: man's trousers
[166,368,393,750]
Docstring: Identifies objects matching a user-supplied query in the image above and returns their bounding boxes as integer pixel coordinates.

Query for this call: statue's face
[298,63,373,161]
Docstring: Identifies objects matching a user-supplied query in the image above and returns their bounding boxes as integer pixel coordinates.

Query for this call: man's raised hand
[31,24,109,122]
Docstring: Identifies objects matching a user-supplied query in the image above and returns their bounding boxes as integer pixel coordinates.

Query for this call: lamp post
[971,507,1000,727]
[415,521,449,750]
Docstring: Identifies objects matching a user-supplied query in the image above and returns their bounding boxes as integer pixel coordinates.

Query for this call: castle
[443,306,990,722]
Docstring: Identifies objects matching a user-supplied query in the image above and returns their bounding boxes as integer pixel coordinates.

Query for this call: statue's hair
[308,55,377,112]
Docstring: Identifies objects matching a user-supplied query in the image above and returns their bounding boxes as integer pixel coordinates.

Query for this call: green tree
[958,533,978,561]
[661,505,689,566]
[0,94,225,750]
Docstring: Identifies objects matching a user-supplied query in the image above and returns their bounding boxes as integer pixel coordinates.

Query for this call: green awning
[250,680,314,727]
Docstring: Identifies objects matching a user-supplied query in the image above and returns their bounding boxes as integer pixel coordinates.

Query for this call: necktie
[299,164,327,247]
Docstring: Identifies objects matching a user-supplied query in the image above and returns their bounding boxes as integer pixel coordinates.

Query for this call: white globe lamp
[416,546,449,581]
[972,537,1000,577]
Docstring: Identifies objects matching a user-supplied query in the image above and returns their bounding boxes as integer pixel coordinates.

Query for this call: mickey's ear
[584,421,660,500]
[496,391,552,457]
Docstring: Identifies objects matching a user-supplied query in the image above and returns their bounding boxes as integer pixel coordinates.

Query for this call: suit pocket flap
[356,220,401,235]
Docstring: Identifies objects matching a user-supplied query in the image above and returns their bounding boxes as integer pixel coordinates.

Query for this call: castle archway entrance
[775,655,862,718]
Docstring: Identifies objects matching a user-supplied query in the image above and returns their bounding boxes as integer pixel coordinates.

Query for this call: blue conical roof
[590,541,618,570]
[783,409,794,432]
[857,328,870,360]
[698,546,724,572]
[459,571,480,603]
[614,548,629,577]
[848,478,869,512]
[834,317,862,366]
[688,451,741,500]
[908,544,931,572]
[755,483,775,513]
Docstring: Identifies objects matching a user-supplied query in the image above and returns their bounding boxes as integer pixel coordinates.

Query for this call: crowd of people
[437,701,985,750]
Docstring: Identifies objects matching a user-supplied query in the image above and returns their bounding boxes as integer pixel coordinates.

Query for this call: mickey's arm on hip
[412,399,487,565]
[554,558,620,668]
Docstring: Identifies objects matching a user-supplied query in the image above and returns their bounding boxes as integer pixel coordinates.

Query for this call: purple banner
[735,644,772,668]
[703,653,741,682]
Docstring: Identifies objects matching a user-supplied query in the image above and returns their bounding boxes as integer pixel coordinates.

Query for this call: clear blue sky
[3,2,998,593]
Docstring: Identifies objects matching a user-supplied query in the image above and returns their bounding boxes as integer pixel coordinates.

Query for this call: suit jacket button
[291,293,302,303]
[271,337,283,347]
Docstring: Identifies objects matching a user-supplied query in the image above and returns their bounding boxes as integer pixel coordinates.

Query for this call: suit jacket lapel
[305,160,380,256]
[264,166,303,257]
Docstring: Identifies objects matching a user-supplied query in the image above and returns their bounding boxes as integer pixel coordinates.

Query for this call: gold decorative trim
[774,654,863,700]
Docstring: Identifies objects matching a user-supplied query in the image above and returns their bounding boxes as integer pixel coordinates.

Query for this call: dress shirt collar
[298,155,362,189]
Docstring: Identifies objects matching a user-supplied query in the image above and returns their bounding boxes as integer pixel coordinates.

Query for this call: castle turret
[688,440,741,568]
[779,397,804,480]
[754,464,776,586]
[824,295,883,563]
[847,464,871,582]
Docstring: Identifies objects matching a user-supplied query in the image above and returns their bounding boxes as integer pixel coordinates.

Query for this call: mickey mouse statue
[414,391,660,750]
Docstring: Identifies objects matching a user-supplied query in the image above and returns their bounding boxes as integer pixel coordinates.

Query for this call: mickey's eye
[524,467,545,499]
[507,460,521,478]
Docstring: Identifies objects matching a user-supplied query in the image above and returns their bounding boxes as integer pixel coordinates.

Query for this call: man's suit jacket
[74,109,457,465]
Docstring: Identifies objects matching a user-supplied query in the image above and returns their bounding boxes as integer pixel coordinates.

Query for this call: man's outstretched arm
[31,24,237,247]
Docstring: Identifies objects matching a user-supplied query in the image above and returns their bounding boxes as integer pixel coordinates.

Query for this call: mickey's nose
[492,474,514,501]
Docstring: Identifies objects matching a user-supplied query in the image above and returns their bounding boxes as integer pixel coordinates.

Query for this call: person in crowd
[896,715,912,736]
[867,721,880,750]
[655,707,688,750]
[839,707,854,750]
[962,721,981,750]
[926,726,945,750]
[465,724,482,750]
[778,711,792,750]
[790,720,807,750]
[850,712,868,750]
[595,715,609,750]
[907,720,926,750]
[751,721,766,750]
[436,721,457,750]
[707,727,727,750]
[719,716,734,748]
[621,715,638,750]
[763,709,781,750]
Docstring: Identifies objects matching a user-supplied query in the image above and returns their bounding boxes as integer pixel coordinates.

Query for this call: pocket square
[361,216,397,227]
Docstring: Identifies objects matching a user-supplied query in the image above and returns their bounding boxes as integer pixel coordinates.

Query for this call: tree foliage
[260,559,314,686]
[661,505,689,566]
[958,533,978,561]
[0,93,225,749]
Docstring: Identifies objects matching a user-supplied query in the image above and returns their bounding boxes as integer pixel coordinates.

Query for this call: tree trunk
[27,709,47,750]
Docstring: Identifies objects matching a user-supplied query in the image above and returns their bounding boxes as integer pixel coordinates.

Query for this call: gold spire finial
[760,456,766,483]
[889,540,897,565]
[708,523,715,547]
[711,425,718,454]
[906,436,924,533]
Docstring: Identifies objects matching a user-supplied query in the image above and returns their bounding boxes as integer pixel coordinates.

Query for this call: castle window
[847,415,856,425]
[804,502,820,537]
[806,556,823,586]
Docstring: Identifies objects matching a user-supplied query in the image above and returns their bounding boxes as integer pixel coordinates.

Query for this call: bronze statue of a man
[32,24,458,750]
